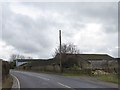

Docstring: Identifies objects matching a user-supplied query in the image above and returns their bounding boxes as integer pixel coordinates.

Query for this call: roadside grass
[95,74,119,84]
[2,75,13,90]
[63,73,82,76]
[62,72,88,77]
[60,70,119,84]
[62,69,91,77]
[63,72,119,84]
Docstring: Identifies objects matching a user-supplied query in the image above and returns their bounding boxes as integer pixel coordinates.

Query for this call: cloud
[0,40,17,60]
[1,2,118,60]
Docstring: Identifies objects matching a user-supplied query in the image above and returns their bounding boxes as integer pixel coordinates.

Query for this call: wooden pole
[59,30,62,73]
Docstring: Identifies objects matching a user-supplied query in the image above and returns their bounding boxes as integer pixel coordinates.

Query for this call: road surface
[10,70,118,89]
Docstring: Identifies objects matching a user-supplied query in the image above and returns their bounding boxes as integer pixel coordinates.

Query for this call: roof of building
[16,58,54,62]
[56,53,114,60]
[78,54,114,60]
[115,58,120,60]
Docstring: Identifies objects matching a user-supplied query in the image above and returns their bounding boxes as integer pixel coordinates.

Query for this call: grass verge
[63,73,119,84]
[62,72,87,77]
[2,75,13,90]
[95,74,119,84]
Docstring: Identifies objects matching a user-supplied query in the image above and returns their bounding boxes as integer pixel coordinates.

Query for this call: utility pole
[59,30,62,73]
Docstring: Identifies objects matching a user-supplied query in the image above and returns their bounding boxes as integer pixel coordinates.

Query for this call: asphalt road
[10,70,118,90]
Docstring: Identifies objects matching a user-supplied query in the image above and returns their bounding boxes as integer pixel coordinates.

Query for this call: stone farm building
[15,54,116,71]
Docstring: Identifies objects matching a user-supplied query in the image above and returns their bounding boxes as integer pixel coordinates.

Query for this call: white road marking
[58,82,71,88]
[37,76,50,81]
[11,74,20,89]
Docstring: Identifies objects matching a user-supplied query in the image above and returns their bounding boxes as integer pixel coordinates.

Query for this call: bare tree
[53,43,80,70]
[27,56,33,59]
[54,43,80,57]
[9,54,32,61]
[9,54,18,62]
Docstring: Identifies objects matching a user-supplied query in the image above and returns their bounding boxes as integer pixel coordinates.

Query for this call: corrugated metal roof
[79,54,114,60]
[63,54,114,60]
[16,58,53,62]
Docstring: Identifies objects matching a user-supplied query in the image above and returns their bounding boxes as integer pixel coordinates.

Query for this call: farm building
[54,53,115,70]
[15,54,116,71]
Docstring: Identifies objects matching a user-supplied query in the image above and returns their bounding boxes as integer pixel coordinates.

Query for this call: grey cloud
[2,6,58,55]
[1,2,118,59]
[21,2,118,33]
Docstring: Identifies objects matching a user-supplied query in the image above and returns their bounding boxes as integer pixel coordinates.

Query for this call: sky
[0,2,119,60]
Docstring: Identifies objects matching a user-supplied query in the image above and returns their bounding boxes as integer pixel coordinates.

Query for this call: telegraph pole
[59,30,62,73]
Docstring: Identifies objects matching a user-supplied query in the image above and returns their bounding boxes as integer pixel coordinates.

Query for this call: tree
[54,43,80,69]
[54,43,79,56]
[9,54,17,62]
[27,56,33,59]
[9,54,32,62]
[10,54,22,62]
[9,54,32,69]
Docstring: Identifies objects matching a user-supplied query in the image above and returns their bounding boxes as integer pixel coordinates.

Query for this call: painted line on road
[11,74,20,89]
[37,76,50,81]
[57,82,71,88]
